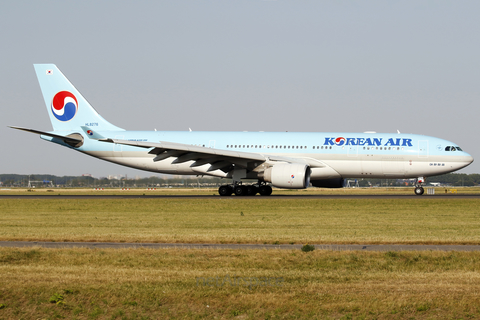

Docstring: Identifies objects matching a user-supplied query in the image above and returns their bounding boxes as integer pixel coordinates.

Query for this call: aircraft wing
[99,138,326,172]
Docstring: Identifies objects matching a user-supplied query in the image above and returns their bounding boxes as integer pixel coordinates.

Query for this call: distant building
[107,175,124,180]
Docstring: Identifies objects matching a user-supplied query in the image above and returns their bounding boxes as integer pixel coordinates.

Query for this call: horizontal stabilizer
[9,126,83,146]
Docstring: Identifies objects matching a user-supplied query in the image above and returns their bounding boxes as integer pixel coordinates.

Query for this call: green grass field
[1,189,480,319]
[0,247,479,319]
[0,193,479,244]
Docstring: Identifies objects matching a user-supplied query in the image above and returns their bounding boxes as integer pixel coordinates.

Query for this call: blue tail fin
[34,64,124,132]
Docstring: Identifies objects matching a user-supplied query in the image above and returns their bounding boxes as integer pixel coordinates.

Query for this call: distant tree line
[0,173,478,188]
[426,173,480,186]
[353,173,480,187]
[0,174,227,188]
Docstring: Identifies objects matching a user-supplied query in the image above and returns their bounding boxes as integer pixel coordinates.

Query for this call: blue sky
[1,1,479,177]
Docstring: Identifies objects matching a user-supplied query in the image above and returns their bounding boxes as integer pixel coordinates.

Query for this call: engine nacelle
[311,178,345,188]
[263,163,311,189]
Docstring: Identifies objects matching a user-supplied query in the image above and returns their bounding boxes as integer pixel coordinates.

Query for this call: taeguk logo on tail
[51,91,78,121]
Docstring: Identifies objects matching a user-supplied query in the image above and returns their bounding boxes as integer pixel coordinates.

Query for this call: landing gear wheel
[414,186,424,196]
[246,185,258,196]
[218,185,232,196]
[259,185,272,196]
[234,185,246,196]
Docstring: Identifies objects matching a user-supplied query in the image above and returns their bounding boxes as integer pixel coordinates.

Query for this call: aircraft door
[347,145,358,157]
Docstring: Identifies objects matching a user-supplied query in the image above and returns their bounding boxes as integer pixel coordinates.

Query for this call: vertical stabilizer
[34,64,124,132]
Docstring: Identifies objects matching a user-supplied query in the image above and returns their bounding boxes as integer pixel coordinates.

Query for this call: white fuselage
[49,130,473,181]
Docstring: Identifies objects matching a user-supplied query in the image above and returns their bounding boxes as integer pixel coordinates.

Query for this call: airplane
[10,64,474,196]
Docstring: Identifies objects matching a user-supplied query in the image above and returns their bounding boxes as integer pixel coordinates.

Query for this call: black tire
[259,185,272,196]
[414,186,424,196]
[234,186,246,196]
[246,185,258,196]
[265,185,272,195]
[218,185,232,196]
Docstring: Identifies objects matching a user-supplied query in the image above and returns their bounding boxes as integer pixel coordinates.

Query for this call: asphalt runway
[0,194,479,199]
[1,241,480,251]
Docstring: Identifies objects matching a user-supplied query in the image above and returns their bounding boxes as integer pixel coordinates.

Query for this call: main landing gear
[218,182,272,196]
[414,177,425,196]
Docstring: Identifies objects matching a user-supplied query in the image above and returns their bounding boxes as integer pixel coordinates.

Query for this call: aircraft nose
[465,154,474,165]
[458,153,474,169]
[449,152,474,172]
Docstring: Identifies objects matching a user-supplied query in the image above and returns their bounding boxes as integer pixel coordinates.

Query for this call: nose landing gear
[414,177,425,195]
[414,186,424,195]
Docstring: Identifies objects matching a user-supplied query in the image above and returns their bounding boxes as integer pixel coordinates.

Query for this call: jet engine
[262,163,311,189]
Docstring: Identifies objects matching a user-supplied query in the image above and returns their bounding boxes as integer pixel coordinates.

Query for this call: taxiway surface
[1,241,480,252]
[1,194,479,199]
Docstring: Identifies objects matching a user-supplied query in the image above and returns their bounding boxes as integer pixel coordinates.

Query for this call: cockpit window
[445,146,463,152]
